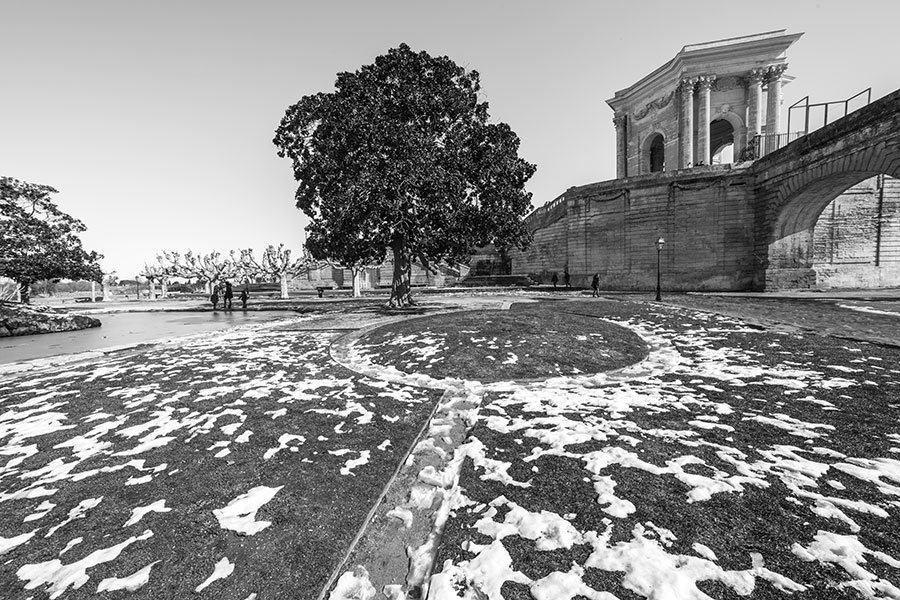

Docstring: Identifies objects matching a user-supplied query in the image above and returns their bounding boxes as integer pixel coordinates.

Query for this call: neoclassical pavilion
[607,30,803,177]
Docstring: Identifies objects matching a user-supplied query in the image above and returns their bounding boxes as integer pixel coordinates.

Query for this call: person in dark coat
[210,288,219,310]
[223,281,234,310]
[551,272,558,288]
[591,273,600,297]
[564,265,571,288]
[240,289,249,309]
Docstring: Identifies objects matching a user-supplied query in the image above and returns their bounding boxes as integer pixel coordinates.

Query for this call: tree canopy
[273,43,536,306]
[0,176,103,302]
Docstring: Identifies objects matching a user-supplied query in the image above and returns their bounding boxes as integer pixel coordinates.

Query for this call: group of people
[550,267,603,297]
[210,281,249,310]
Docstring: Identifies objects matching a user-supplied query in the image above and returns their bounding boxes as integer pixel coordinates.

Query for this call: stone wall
[510,165,757,291]
[810,175,900,288]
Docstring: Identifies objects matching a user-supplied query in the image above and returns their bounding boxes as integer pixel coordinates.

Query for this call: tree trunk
[280,275,289,299]
[206,280,213,295]
[149,280,157,300]
[18,282,30,304]
[389,241,414,307]
[352,268,362,298]
[161,278,168,299]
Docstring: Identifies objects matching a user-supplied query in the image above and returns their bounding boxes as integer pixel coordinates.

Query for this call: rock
[0,301,101,337]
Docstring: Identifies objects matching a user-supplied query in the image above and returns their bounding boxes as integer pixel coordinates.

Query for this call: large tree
[274,44,536,306]
[0,176,103,303]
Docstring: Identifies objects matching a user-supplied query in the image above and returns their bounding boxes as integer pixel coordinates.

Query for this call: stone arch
[642,132,666,173]
[709,111,745,163]
[763,145,900,289]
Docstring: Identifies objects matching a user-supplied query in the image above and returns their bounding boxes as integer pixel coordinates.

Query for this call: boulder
[0,302,101,337]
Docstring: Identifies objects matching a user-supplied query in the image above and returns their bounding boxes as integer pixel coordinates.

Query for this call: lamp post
[655,237,665,301]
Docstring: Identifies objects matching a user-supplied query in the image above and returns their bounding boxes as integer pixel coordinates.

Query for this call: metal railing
[787,88,872,135]
[743,131,806,160]
[742,88,873,161]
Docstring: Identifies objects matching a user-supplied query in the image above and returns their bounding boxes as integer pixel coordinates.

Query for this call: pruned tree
[139,263,166,300]
[237,244,312,299]
[274,43,536,307]
[0,176,103,303]
[161,250,237,293]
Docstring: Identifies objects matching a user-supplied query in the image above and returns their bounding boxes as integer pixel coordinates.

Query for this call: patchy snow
[0,529,38,556]
[263,434,306,460]
[17,529,153,599]
[96,560,159,592]
[213,486,283,535]
[386,506,414,529]
[194,556,235,592]
[329,565,377,600]
[123,499,171,527]
[340,450,371,476]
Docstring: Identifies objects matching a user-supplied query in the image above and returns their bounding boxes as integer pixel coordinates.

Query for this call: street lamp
[655,237,665,301]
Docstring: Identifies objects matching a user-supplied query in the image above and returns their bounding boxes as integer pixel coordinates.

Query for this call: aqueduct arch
[754,90,900,289]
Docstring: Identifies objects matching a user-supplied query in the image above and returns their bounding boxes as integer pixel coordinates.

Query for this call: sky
[2,1,898,277]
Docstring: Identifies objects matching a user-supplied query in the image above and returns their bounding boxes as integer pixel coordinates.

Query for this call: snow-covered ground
[329,302,900,600]
[0,315,441,598]
[3,297,898,600]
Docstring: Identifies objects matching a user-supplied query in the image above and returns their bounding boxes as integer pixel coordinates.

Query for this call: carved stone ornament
[679,77,698,92]
[696,75,716,91]
[712,76,742,92]
[747,68,766,84]
[612,113,627,128]
[766,63,788,82]
[632,90,675,121]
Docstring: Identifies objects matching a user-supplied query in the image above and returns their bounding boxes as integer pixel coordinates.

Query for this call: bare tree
[161,250,238,293]
[139,263,166,300]
[238,244,312,299]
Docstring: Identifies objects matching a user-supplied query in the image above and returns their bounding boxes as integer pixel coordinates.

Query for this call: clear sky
[2,1,898,277]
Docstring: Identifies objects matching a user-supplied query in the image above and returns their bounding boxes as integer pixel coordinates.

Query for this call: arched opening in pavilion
[648,134,665,173]
[710,119,735,165]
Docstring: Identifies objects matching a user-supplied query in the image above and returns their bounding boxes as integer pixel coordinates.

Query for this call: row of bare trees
[139,244,321,300]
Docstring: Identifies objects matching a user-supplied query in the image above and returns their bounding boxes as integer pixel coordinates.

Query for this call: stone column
[746,68,765,138]
[613,113,627,178]
[679,78,696,168]
[765,64,788,139]
[696,75,715,166]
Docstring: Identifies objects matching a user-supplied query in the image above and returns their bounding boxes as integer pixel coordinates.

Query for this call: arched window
[648,134,665,173]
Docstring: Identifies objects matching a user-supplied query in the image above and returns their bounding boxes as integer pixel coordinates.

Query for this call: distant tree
[161,250,237,294]
[274,44,536,307]
[0,176,103,303]
[236,244,313,299]
[139,263,166,300]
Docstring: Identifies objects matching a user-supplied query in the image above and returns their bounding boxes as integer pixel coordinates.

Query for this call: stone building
[607,30,801,175]
[505,30,900,291]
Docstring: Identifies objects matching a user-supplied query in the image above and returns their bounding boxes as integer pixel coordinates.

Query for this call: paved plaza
[0,292,898,599]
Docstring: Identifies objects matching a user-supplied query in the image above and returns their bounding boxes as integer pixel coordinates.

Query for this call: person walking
[564,265,571,288]
[223,281,234,310]
[550,272,558,289]
[210,287,220,310]
[240,288,249,310]
[591,273,600,297]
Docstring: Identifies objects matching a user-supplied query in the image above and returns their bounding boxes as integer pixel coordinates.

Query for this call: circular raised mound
[353,306,648,382]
